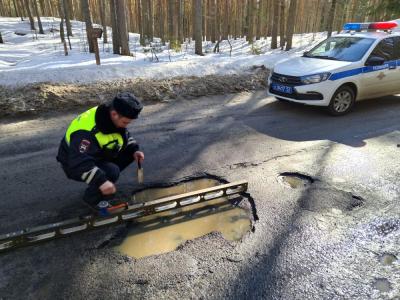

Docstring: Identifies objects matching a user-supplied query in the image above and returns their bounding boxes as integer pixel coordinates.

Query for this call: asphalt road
[0,91,399,299]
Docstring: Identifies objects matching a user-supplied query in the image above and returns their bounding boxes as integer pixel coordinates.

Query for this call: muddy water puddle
[278,172,313,189]
[116,178,251,258]
[373,278,392,293]
[379,253,397,266]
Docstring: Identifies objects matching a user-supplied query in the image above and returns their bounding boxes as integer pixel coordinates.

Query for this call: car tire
[327,85,355,116]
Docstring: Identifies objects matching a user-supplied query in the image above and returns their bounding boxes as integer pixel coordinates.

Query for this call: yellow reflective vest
[65,106,124,152]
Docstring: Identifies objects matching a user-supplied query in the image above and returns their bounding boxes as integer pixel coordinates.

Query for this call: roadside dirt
[0,66,268,117]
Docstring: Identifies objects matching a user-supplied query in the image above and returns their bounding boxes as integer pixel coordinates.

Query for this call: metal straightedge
[0,181,248,253]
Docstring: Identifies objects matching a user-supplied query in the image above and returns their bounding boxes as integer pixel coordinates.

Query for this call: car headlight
[301,72,331,84]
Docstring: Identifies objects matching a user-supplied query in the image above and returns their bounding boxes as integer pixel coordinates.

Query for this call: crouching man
[57,92,144,211]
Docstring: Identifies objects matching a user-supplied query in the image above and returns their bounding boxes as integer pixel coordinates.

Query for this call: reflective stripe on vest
[65,106,124,152]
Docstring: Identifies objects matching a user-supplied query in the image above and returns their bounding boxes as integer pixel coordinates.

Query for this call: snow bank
[0,17,327,87]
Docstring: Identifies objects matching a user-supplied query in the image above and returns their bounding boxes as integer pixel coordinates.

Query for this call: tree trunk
[255,0,263,40]
[81,0,94,53]
[38,0,46,16]
[60,18,65,42]
[168,0,174,42]
[58,0,65,23]
[12,0,21,20]
[285,0,297,51]
[33,0,44,34]
[148,0,154,42]
[128,0,135,33]
[24,0,36,30]
[63,0,73,36]
[141,0,148,43]
[194,0,203,55]
[210,0,216,43]
[279,0,285,48]
[327,0,337,37]
[247,0,255,43]
[116,0,130,55]
[99,0,108,43]
[336,0,345,34]
[176,0,183,43]
[68,0,74,19]
[222,0,228,40]
[137,0,144,46]
[271,0,279,49]
[110,0,119,53]
[158,0,165,44]
[16,0,25,21]
[216,0,221,41]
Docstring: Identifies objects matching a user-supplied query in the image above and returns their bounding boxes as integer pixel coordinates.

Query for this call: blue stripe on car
[329,59,399,81]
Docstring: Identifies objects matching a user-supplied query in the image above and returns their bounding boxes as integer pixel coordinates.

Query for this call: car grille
[271,72,302,86]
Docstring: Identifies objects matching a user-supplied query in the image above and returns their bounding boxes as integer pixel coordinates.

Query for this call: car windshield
[304,36,375,62]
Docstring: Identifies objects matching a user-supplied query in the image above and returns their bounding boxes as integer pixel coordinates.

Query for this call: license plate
[271,83,293,94]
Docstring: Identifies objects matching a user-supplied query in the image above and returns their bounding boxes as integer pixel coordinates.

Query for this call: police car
[268,21,400,115]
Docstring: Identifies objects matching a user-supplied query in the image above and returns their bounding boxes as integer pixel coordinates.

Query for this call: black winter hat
[112,92,143,119]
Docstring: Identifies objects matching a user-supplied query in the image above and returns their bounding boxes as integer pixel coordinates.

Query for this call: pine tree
[33,0,44,34]
[63,0,73,36]
[110,0,120,54]
[271,0,279,49]
[285,0,297,51]
[194,0,203,55]
[81,0,94,53]
[116,0,130,55]
[327,0,337,37]
[23,0,36,30]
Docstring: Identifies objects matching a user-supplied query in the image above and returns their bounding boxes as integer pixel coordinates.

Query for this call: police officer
[57,92,144,210]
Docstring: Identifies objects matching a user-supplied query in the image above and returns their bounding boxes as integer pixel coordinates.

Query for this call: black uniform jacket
[57,103,139,187]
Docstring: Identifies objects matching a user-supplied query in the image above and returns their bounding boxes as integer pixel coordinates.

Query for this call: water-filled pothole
[278,172,314,189]
[116,178,251,258]
[379,253,397,266]
[373,278,392,293]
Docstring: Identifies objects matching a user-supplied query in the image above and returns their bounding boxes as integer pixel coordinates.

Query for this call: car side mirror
[365,56,385,66]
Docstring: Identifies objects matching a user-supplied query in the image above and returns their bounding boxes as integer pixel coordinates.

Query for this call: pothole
[347,195,365,211]
[298,186,365,213]
[278,172,314,189]
[375,220,400,236]
[373,278,392,293]
[379,253,397,266]
[115,177,252,259]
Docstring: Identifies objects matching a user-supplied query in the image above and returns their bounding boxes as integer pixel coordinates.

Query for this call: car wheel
[327,86,355,116]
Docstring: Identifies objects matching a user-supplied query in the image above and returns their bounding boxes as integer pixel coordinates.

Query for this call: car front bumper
[268,80,334,106]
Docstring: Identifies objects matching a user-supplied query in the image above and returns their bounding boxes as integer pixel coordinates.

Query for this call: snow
[0,17,328,87]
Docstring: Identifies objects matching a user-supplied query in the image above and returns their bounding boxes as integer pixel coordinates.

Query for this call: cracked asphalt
[0,91,400,299]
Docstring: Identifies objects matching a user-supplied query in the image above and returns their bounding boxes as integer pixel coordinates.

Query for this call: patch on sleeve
[79,139,91,153]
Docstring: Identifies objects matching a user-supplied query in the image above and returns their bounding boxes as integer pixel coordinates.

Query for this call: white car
[268,21,400,115]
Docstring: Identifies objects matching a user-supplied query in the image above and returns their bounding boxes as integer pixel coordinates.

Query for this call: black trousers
[61,147,136,204]
[93,149,136,184]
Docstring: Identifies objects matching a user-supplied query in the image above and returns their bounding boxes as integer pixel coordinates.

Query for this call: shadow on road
[245,95,400,147]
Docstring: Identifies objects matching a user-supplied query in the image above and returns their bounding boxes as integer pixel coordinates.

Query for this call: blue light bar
[343,23,370,31]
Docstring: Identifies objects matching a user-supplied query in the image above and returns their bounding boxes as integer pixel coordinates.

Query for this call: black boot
[83,185,103,208]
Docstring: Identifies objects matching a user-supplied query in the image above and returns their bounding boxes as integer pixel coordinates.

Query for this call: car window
[394,37,400,60]
[306,37,375,62]
[369,38,395,61]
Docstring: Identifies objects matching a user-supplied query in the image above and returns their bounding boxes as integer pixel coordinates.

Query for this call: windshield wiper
[312,55,339,60]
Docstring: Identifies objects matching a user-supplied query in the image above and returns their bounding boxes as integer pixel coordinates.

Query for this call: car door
[359,37,396,99]
[393,36,400,94]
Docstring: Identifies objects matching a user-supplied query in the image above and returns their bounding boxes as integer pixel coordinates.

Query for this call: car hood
[274,57,353,76]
